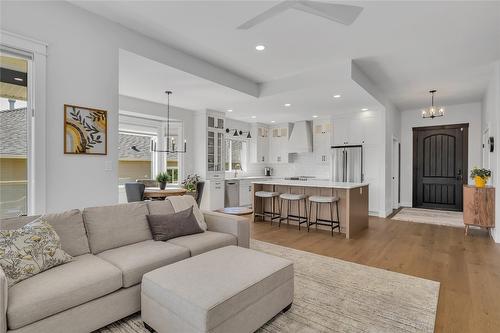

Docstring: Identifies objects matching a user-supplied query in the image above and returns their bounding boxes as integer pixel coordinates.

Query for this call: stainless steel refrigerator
[331,145,363,182]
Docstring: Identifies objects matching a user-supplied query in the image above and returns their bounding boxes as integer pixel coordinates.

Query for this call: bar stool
[308,195,340,236]
[278,193,308,230]
[254,191,281,224]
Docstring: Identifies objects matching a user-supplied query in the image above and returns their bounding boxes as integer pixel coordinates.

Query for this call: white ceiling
[119,49,381,123]
[75,0,500,111]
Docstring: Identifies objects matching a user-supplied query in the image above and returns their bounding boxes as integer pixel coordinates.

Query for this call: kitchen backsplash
[238,152,331,179]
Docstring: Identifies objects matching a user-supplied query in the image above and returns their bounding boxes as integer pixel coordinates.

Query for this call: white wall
[482,61,500,242]
[0,1,244,213]
[400,102,483,207]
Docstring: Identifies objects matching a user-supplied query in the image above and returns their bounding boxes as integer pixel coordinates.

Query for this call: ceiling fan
[237,0,363,30]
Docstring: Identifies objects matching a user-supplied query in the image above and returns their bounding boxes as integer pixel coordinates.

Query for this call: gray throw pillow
[147,206,204,241]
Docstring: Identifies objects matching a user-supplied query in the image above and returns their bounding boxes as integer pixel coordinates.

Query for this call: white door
[392,138,400,209]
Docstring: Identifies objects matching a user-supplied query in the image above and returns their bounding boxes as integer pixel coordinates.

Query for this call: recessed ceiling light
[361,108,368,111]
[271,120,275,123]
[284,103,291,107]
[227,109,233,112]
[255,45,265,51]
[312,115,318,118]
[251,115,257,119]
[333,94,341,98]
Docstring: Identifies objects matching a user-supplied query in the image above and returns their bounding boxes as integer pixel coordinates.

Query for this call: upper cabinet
[313,119,333,165]
[194,110,225,179]
[332,113,379,146]
[249,124,269,163]
[269,123,292,164]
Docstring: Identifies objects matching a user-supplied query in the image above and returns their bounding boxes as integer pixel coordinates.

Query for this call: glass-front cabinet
[206,112,225,177]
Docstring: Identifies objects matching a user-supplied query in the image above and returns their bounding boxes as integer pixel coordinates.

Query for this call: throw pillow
[0,217,73,287]
[147,206,204,241]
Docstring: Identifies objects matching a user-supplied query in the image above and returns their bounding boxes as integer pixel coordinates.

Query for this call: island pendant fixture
[422,89,445,119]
[151,90,187,153]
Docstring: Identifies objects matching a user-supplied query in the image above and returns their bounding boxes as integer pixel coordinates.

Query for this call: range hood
[288,121,313,153]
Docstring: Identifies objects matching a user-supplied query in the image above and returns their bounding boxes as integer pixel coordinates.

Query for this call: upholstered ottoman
[141,246,294,333]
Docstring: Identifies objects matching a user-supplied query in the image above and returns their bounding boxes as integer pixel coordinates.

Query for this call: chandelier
[422,90,444,119]
[151,91,187,153]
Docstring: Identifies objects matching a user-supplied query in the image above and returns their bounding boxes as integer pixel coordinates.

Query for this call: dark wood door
[413,124,468,211]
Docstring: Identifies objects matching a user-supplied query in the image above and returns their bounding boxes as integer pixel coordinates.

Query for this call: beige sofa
[0,198,250,333]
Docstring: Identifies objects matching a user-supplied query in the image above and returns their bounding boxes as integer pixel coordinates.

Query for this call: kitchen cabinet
[332,113,379,146]
[313,119,333,165]
[269,123,292,164]
[201,179,225,210]
[206,112,225,177]
[249,124,269,163]
[239,179,253,206]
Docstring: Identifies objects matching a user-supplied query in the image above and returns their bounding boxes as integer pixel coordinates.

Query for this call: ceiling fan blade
[294,1,363,25]
[237,0,298,30]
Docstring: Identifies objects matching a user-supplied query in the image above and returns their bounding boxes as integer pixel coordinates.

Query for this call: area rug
[96,240,440,333]
[392,207,463,228]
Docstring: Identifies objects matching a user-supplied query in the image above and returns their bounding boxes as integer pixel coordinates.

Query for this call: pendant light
[151,91,187,153]
[422,90,445,119]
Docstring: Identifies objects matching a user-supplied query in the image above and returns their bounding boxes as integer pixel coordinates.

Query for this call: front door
[413,124,468,211]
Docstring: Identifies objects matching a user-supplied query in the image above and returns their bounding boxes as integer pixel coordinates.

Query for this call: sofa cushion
[83,202,152,254]
[0,218,73,287]
[147,207,204,242]
[146,199,176,215]
[167,231,237,256]
[0,210,90,256]
[7,254,122,330]
[97,240,190,287]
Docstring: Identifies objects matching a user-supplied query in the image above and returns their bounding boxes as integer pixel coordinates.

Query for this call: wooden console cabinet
[463,185,495,235]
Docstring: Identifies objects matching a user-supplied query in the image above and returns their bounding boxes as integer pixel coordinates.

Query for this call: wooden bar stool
[254,191,281,224]
[308,195,340,236]
[279,193,308,230]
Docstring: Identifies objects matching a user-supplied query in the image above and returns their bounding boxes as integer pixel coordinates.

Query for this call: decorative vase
[159,182,166,190]
[474,176,486,188]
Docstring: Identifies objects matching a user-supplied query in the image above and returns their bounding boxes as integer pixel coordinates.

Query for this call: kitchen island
[252,180,369,239]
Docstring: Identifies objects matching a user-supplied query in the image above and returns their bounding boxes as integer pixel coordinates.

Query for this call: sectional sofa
[0,197,250,333]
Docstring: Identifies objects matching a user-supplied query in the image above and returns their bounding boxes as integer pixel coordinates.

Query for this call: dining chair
[125,182,145,202]
[196,181,205,206]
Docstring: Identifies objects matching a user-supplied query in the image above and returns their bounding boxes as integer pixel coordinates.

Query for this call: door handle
[457,169,463,181]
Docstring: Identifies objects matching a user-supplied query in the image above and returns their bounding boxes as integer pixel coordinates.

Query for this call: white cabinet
[239,179,252,206]
[269,124,292,164]
[313,119,333,165]
[332,114,378,146]
[249,124,269,163]
[206,112,225,178]
[201,179,225,210]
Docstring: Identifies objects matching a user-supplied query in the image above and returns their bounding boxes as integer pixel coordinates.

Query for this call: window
[225,139,247,171]
[0,52,30,218]
[118,132,153,185]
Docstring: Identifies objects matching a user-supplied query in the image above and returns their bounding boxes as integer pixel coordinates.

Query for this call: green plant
[182,174,200,192]
[156,172,169,183]
[470,167,491,180]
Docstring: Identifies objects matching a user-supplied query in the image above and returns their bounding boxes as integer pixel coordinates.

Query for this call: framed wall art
[64,104,107,155]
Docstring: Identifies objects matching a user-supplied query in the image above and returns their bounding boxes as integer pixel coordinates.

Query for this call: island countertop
[251,179,369,189]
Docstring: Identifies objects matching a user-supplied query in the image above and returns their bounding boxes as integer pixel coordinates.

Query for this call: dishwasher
[224,180,240,207]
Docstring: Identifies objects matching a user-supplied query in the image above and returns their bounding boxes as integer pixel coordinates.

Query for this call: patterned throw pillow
[0,217,73,287]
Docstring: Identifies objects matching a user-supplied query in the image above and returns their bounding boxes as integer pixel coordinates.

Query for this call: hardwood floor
[250,215,500,333]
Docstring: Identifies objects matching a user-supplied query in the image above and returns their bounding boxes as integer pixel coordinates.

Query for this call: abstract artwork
[64,104,107,155]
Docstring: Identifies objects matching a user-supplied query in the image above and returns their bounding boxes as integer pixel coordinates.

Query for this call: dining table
[143,187,187,199]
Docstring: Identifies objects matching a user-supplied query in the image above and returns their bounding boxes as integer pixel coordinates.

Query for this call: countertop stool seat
[279,193,308,230]
[254,191,281,224]
[308,195,340,236]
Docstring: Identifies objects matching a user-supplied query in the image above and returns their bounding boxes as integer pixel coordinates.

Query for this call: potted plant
[156,172,169,190]
[182,174,200,198]
[470,167,491,188]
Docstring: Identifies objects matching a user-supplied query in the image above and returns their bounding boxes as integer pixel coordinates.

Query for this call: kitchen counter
[252,181,369,239]
[252,179,368,189]
[224,176,278,181]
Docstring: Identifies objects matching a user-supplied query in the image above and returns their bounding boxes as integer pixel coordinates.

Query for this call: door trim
[412,123,469,211]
